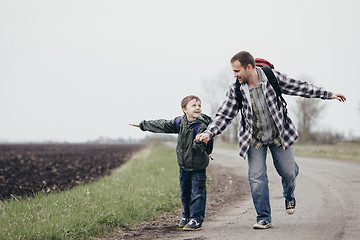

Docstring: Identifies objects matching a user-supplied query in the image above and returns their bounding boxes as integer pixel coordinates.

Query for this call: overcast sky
[1,0,359,142]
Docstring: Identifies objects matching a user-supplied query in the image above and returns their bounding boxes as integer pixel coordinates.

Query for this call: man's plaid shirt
[205,67,333,158]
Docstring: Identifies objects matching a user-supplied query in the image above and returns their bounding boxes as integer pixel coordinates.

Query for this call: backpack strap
[235,78,246,129]
[193,123,201,135]
[175,116,181,132]
[261,66,287,110]
[175,116,201,135]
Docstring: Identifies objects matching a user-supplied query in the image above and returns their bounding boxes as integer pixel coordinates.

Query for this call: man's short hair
[230,51,255,68]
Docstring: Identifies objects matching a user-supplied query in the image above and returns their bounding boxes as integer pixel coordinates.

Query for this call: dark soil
[99,162,249,240]
[0,143,144,200]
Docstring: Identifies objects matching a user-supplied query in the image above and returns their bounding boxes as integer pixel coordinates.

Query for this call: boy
[129,95,212,231]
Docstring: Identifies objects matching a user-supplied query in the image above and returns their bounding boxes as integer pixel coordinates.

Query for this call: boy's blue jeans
[179,168,207,223]
[247,144,299,223]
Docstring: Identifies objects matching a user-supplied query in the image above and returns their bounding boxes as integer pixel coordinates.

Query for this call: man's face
[231,60,250,83]
[182,99,202,120]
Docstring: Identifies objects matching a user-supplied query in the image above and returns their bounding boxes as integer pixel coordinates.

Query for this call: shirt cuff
[327,92,333,99]
[204,130,214,139]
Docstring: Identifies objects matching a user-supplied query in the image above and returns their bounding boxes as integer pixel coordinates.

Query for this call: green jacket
[139,113,212,171]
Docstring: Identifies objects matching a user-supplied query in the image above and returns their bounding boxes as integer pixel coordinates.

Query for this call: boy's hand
[196,133,210,143]
[332,93,346,102]
[129,123,140,127]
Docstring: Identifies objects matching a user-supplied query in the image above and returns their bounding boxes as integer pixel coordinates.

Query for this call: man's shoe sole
[253,223,272,229]
[286,209,295,215]
[183,227,203,231]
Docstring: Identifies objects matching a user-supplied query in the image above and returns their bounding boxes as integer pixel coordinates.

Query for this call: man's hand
[196,133,210,143]
[129,123,140,127]
[332,93,346,102]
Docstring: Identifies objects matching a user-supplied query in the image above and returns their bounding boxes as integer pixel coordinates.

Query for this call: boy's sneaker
[253,220,272,229]
[183,219,202,231]
[285,198,296,215]
[178,218,189,228]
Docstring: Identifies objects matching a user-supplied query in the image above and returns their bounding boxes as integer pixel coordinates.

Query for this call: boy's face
[182,99,202,120]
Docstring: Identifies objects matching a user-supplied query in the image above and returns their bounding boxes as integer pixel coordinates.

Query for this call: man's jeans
[247,144,299,223]
[179,168,207,223]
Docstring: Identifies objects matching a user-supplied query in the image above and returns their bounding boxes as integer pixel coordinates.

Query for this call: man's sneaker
[285,198,296,215]
[183,219,202,231]
[253,220,272,229]
[178,218,189,228]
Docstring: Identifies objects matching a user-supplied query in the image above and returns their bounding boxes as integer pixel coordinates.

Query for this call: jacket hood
[180,113,212,127]
[197,113,212,125]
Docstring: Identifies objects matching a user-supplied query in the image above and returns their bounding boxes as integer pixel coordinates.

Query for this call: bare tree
[295,97,325,141]
[201,70,240,143]
[293,75,327,142]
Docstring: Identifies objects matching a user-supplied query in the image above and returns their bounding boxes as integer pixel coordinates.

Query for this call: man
[196,51,346,229]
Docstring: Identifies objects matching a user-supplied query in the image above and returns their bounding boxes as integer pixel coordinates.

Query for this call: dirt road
[165,147,360,240]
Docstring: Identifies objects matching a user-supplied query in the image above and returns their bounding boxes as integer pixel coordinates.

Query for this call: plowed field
[0,143,144,200]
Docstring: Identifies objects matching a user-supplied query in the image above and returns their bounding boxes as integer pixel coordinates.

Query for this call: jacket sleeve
[193,123,210,153]
[139,118,178,133]
[273,70,333,99]
[205,84,239,139]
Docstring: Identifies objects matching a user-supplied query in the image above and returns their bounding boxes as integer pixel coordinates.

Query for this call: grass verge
[293,141,360,162]
[0,144,181,240]
[215,141,360,162]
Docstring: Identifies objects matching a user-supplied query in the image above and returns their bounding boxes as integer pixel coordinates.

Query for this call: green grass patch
[0,144,181,240]
[293,141,360,162]
[216,141,360,162]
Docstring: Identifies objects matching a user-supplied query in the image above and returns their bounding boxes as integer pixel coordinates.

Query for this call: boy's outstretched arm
[129,123,140,127]
[331,93,346,102]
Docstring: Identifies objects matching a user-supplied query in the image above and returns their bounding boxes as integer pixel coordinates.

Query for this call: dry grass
[216,141,360,162]
[293,141,360,162]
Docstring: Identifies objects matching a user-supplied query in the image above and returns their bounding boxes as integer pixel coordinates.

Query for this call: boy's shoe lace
[183,219,202,231]
[178,218,189,228]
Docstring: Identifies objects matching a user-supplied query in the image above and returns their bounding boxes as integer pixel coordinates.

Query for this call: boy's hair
[230,51,255,68]
[181,95,201,109]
